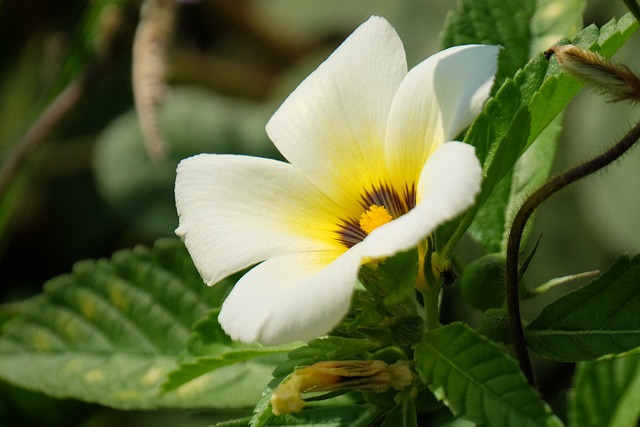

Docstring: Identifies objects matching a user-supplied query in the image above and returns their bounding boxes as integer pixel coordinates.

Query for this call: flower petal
[218,249,363,344]
[265,16,407,214]
[358,141,482,259]
[385,44,499,187]
[175,154,344,286]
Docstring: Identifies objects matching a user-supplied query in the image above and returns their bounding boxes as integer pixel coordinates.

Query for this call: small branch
[0,5,131,200]
[0,63,105,199]
[505,120,640,387]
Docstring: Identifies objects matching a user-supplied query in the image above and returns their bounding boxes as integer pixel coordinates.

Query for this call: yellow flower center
[359,204,393,234]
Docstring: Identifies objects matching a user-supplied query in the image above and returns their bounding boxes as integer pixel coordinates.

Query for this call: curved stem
[505,120,640,387]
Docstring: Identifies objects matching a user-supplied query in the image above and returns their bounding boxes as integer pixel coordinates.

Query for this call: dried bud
[270,360,414,415]
[544,44,640,103]
[132,0,177,162]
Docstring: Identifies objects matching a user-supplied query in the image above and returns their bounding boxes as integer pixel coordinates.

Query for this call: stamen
[359,204,392,234]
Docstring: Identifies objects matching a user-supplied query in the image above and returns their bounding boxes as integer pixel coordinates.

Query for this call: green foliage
[442,0,535,86]
[525,255,640,362]
[380,398,417,427]
[569,351,640,427]
[460,252,505,311]
[162,309,298,393]
[338,249,422,345]
[262,405,379,427]
[415,322,561,427]
[0,239,272,409]
[273,336,381,379]
[440,11,638,254]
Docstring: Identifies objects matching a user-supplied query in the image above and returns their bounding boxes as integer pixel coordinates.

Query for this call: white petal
[266,16,407,214]
[358,142,482,259]
[385,44,499,187]
[175,154,344,285]
[218,249,363,344]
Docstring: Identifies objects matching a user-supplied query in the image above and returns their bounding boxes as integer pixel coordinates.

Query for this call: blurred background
[0,0,638,425]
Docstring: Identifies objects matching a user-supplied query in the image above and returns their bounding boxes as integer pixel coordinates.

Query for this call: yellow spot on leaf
[32,330,52,351]
[108,282,128,311]
[85,368,106,384]
[141,366,163,386]
[175,373,210,397]
[81,296,97,320]
[359,204,392,235]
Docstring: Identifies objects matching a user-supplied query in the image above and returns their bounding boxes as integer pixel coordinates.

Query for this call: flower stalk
[506,120,640,386]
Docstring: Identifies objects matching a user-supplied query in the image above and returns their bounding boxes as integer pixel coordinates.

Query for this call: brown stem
[0,7,131,201]
[505,120,640,386]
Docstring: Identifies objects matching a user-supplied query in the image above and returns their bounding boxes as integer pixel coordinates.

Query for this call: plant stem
[423,287,441,330]
[505,120,640,387]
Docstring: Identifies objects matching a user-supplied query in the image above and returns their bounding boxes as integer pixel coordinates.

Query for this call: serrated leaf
[440,13,638,254]
[0,239,269,409]
[569,351,640,427]
[264,405,379,427]
[525,255,640,362]
[469,113,562,252]
[162,309,298,392]
[415,322,562,427]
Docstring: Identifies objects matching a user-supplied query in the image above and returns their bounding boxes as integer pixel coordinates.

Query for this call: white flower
[175,16,499,345]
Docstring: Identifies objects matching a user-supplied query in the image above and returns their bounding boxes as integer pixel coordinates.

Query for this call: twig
[505,120,640,387]
[0,5,130,201]
[0,63,104,199]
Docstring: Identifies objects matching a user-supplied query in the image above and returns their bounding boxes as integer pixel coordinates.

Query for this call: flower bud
[544,44,640,103]
[270,360,414,415]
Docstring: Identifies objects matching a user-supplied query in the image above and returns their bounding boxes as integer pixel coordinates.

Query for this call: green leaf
[273,336,382,379]
[162,309,298,392]
[440,13,638,254]
[569,351,640,427]
[442,0,535,86]
[525,255,640,362]
[415,322,562,427]
[469,113,562,252]
[0,239,270,409]
[337,249,422,345]
[264,405,379,427]
[381,398,417,427]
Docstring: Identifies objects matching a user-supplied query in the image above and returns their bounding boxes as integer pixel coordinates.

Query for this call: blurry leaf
[264,405,379,427]
[415,322,562,427]
[162,309,298,392]
[0,239,270,409]
[569,351,640,427]
[440,13,638,254]
[530,0,586,54]
[380,399,417,427]
[525,255,640,362]
[93,87,274,237]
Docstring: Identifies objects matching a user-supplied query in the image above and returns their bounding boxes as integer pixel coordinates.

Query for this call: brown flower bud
[544,44,640,103]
